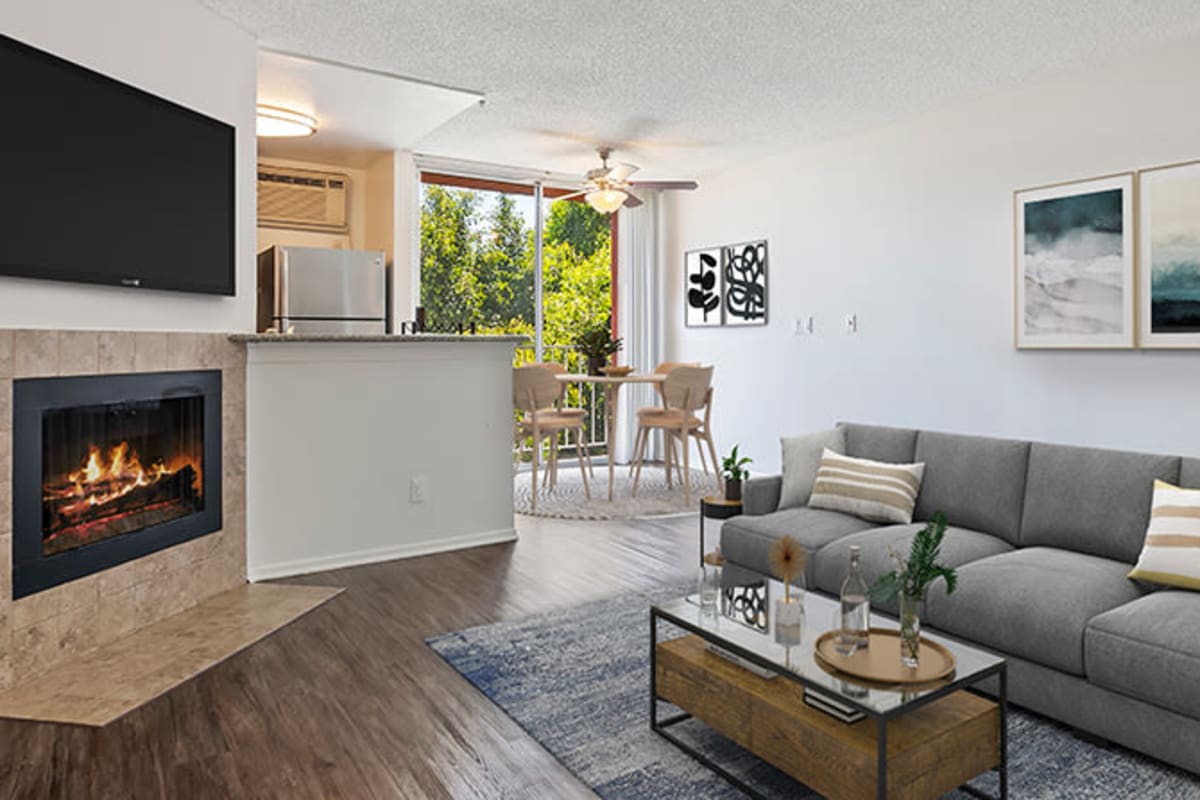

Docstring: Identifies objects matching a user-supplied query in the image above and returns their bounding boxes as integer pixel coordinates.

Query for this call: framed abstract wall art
[722,240,769,326]
[1138,160,1200,348]
[1014,174,1135,349]
[684,247,722,327]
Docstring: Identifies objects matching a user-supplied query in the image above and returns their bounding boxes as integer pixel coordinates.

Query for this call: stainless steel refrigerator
[257,246,387,335]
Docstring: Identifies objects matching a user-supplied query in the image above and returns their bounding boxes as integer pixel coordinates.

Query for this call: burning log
[43,465,200,536]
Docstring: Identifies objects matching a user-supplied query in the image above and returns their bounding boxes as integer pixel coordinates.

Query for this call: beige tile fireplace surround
[0,328,248,692]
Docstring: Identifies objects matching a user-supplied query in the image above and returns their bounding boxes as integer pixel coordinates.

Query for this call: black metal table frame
[650,606,1008,800]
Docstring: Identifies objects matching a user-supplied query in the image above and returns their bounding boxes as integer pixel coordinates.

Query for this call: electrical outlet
[844,314,858,334]
[793,316,814,336]
[410,476,428,504]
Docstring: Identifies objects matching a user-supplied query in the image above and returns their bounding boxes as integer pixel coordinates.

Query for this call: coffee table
[651,569,1007,799]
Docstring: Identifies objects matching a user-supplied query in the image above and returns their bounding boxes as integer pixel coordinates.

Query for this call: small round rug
[514,463,720,520]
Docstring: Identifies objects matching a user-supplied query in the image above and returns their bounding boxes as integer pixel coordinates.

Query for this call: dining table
[555,372,666,501]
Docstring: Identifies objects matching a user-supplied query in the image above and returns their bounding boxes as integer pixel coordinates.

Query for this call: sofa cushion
[720,507,875,584]
[779,428,846,509]
[1019,442,1180,563]
[837,422,918,464]
[1085,591,1200,719]
[925,547,1144,675]
[812,524,1013,611]
[808,449,925,525]
[912,431,1030,545]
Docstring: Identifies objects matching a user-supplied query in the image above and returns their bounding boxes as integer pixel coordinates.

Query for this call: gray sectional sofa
[722,422,1200,775]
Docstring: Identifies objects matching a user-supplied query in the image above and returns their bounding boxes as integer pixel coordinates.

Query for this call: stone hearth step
[0,582,342,726]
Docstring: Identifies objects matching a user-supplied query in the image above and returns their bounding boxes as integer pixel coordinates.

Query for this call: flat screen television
[0,32,235,295]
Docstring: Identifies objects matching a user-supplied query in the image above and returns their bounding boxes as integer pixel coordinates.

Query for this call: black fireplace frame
[11,369,222,599]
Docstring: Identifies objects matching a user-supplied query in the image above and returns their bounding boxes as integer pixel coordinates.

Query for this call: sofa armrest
[743,475,782,516]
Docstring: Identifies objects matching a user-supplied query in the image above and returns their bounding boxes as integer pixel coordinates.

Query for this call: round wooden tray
[813,627,956,684]
[600,365,634,377]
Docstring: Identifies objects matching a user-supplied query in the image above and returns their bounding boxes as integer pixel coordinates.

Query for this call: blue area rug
[427,588,1200,799]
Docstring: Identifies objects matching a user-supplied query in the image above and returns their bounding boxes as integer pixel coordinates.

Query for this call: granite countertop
[228,333,529,344]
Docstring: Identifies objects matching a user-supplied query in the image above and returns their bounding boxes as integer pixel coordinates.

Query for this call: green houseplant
[576,324,623,375]
[721,445,753,502]
[869,512,958,668]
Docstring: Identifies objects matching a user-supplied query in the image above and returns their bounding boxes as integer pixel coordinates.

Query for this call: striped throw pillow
[807,448,925,524]
[1129,480,1200,591]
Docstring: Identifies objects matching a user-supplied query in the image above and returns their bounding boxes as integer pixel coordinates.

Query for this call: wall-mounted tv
[0,32,235,296]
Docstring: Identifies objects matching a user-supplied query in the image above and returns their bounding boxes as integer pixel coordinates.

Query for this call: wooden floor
[0,513,700,799]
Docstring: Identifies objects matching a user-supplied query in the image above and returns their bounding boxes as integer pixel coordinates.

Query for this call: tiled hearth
[0,329,248,690]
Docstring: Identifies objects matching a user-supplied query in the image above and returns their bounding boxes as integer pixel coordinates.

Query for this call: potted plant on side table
[721,445,752,501]
[576,324,623,376]
[869,512,958,668]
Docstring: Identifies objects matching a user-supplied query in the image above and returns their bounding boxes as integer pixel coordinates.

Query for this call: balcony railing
[513,344,608,461]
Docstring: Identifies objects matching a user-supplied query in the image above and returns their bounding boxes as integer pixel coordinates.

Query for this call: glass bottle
[837,546,870,655]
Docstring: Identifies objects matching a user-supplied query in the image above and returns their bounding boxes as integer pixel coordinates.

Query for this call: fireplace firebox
[12,370,222,598]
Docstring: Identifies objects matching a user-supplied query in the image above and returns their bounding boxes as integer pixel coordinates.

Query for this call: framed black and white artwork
[722,240,768,326]
[684,247,722,327]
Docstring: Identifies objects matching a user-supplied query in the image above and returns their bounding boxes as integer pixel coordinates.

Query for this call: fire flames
[46,442,195,516]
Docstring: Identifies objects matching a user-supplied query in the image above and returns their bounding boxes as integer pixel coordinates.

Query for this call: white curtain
[613,191,665,464]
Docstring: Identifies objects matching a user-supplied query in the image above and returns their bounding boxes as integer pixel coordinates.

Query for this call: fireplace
[12,370,222,598]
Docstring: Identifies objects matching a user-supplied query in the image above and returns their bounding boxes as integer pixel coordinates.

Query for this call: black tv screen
[0,32,235,295]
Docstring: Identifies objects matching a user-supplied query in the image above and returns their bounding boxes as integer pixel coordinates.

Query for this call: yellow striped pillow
[807,448,926,524]
[1129,480,1200,591]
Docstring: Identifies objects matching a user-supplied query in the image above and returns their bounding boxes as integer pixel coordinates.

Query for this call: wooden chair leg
[530,426,539,512]
[696,435,709,476]
[549,435,558,490]
[664,431,674,489]
[632,424,650,497]
[628,427,643,477]
[705,432,722,494]
[681,423,692,505]
[575,427,590,500]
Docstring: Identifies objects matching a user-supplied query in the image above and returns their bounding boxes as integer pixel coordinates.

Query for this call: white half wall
[244,339,518,580]
[2,0,257,332]
[665,35,1200,472]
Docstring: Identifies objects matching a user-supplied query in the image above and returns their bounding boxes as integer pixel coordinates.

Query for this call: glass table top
[655,564,1005,717]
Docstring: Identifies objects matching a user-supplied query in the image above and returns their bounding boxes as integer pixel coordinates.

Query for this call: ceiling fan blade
[553,189,589,203]
[622,191,644,209]
[628,180,698,191]
[607,162,639,183]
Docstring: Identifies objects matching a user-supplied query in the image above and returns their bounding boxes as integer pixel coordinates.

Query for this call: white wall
[666,36,1200,472]
[2,0,257,332]
[244,339,518,580]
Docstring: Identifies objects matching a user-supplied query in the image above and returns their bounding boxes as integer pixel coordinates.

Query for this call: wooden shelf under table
[655,635,1000,800]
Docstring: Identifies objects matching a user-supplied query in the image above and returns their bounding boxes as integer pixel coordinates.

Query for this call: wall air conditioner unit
[257,166,349,232]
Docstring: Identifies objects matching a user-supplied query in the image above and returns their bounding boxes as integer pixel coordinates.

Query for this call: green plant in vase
[721,445,753,501]
[869,512,957,668]
[576,324,623,375]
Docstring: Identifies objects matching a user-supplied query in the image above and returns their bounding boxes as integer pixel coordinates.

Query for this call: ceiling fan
[555,147,698,213]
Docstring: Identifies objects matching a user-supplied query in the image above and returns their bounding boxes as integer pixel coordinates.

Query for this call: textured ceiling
[199,0,1200,180]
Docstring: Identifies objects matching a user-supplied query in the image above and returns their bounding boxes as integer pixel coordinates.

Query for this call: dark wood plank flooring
[0,513,700,799]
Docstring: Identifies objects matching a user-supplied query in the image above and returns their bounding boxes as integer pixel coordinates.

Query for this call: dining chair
[631,365,715,505]
[513,365,591,511]
[629,361,699,480]
[536,361,592,479]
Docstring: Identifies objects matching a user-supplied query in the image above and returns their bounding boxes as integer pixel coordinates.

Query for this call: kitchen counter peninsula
[235,332,523,580]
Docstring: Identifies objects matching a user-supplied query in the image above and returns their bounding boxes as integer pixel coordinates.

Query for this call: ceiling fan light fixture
[585,188,627,214]
[256,104,318,138]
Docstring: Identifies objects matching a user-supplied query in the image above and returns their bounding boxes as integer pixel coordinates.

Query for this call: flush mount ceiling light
[256,104,317,138]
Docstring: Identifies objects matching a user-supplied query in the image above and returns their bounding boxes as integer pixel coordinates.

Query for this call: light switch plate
[844,314,858,334]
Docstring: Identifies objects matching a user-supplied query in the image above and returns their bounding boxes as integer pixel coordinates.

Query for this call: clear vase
[773,578,805,646]
[698,565,720,617]
[899,592,923,668]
